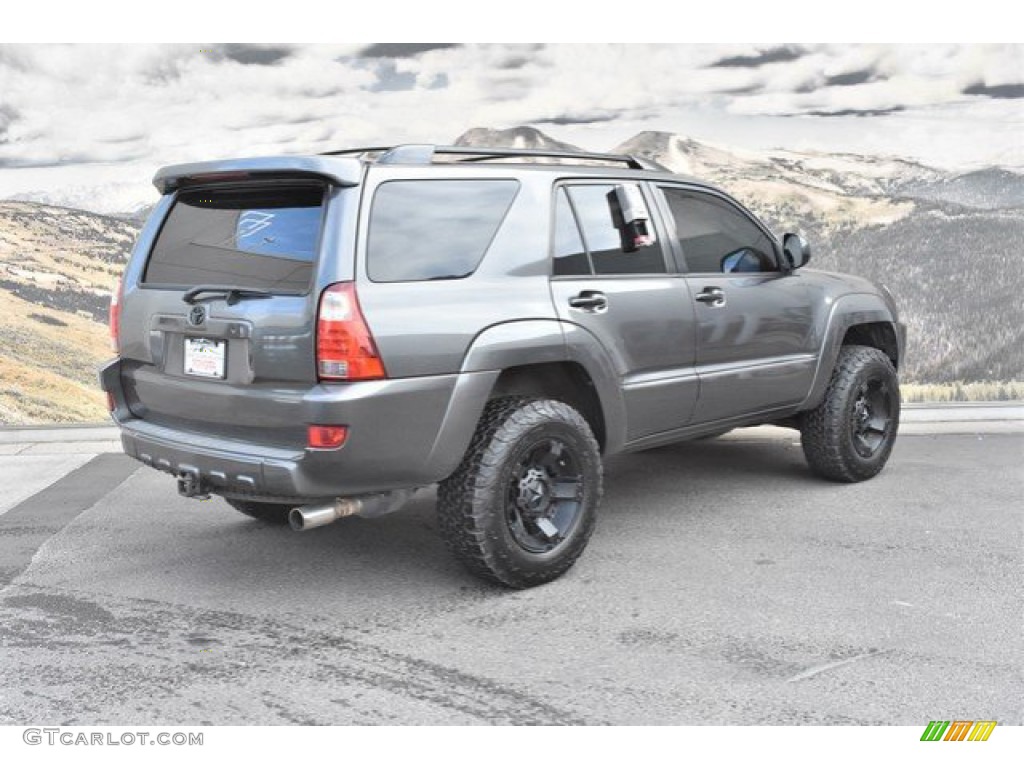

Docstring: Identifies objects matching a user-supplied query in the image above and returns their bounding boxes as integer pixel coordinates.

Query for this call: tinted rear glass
[367,180,519,282]
[144,184,325,292]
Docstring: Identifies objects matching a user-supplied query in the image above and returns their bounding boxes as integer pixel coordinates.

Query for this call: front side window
[367,179,519,282]
[660,188,777,274]
[565,184,667,276]
[145,184,324,292]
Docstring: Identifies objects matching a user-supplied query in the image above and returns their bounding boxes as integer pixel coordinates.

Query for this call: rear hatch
[118,177,347,448]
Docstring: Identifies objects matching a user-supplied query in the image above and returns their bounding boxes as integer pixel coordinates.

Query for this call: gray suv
[100,144,905,588]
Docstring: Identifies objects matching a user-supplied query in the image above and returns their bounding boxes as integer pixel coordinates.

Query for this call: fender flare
[560,323,628,454]
[462,319,627,453]
[799,293,900,411]
[460,319,570,373]
[423,320,573,478]
[423,320,627,478]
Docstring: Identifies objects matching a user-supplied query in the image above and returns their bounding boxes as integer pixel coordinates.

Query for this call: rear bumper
[99,359,498,501]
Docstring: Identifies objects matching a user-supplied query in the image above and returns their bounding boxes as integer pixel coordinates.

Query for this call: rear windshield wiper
[182,285,273,306]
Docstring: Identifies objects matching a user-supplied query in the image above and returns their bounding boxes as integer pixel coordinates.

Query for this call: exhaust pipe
[289,489,415,532]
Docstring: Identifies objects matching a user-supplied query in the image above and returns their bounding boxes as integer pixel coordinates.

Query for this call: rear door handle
[695,286,726,308]
[568,291,608,312]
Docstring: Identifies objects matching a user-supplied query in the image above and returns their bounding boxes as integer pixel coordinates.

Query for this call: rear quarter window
[144,184,325,292]
[367,179,520,282]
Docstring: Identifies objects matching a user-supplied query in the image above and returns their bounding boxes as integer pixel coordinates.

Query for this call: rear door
[548,181,698,441]
[118,180,344,447]
[654,185,817,423]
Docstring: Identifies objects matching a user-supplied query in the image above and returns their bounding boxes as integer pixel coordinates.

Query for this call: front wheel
[437,398,603,589]
[800,345,900,482]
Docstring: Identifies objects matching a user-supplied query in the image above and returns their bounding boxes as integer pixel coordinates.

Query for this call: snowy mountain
[612,131,773,180]
[5,179,158,218]
[609,130,947,229]
[454,126,582,152]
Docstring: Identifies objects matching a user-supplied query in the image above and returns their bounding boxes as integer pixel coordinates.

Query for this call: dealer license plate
[184,338,226,379]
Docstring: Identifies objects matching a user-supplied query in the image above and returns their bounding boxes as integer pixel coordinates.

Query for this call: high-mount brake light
[186,171,251,185]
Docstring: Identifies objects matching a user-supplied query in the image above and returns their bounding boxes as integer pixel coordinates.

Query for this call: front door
[656,186,818,424]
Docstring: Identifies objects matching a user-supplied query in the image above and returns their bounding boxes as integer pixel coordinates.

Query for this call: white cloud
[0,43,1021,212]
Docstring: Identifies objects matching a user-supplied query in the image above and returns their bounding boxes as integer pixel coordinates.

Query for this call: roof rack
[322,144,659,171]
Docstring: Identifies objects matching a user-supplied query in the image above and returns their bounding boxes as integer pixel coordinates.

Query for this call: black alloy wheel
[506,438,585,554]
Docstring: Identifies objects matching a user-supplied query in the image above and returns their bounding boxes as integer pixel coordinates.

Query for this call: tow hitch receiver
[177,470,211,500]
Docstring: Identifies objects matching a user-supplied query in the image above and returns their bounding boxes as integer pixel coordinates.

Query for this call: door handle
[695,286,726,308]
[568,291,608,312]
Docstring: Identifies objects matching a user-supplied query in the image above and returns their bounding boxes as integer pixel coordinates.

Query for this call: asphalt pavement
[0,411,1020,725]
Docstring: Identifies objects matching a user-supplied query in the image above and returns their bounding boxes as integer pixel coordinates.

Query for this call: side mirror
[783,233,811,270]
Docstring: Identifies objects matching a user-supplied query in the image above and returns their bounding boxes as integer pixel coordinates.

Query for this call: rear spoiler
[153,156,363,194]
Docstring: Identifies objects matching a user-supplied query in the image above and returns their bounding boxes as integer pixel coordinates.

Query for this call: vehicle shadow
[165,436,821,597]
[602,437,819,504]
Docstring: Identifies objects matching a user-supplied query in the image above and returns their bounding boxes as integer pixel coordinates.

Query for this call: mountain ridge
[5,126,1019,216]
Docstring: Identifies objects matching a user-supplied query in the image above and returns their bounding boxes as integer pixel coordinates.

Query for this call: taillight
[109,276,123,354]
[316,282,385,381]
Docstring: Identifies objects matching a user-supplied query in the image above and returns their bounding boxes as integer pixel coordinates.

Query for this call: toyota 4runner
[100,144,905,588]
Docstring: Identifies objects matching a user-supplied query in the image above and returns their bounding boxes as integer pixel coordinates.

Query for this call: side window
[565,184,667,276]
[552,188,591,276]
[367,179,519,282]
[660,188,777,274]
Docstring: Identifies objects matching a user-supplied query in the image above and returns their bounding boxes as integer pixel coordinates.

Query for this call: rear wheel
[800,345,900,482]
[225,498,292,524]
[437,397,602,589]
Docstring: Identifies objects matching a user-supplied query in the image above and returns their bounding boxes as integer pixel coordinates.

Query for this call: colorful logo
[920,721,997,741]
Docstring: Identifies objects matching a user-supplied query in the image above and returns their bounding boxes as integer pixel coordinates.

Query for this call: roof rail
[322,147,395,157]
[322,144,655,170]
[434,146,647,169]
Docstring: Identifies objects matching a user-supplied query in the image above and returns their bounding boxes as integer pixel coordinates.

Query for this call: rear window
[367,179,520,282]
[144,184,325,292]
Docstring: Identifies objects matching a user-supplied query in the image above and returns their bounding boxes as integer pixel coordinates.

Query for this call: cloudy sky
[0,43,1021,212]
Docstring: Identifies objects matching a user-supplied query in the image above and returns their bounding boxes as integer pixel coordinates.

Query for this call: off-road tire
[225,498,292,524]
[800,345,900,482]
[437,397,603,589]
